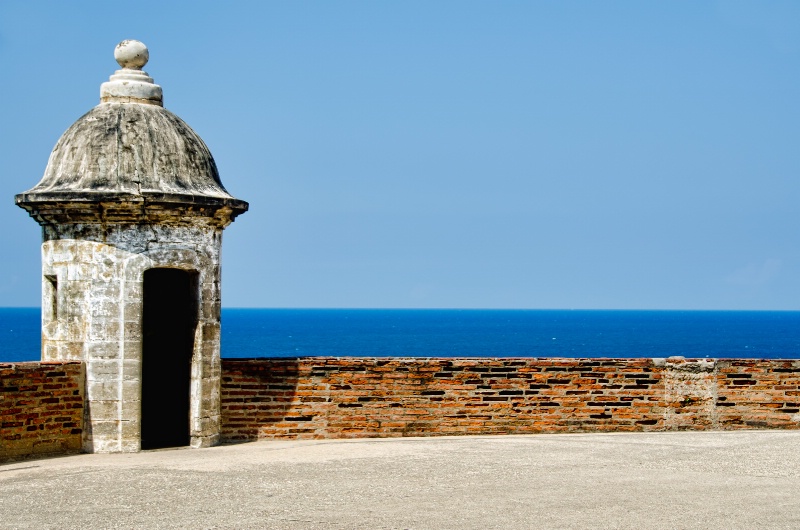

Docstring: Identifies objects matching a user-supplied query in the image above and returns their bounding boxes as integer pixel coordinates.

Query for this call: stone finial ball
[114,40,149,69]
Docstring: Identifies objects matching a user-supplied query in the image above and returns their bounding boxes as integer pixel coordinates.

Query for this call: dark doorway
[141,268,197,450]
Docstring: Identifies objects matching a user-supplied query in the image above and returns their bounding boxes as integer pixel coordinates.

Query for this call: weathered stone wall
[220,357,800,441]
[0,362,84,462]
[40,222,223,452]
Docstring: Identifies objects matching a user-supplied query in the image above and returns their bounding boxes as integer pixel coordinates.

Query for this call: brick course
[218,357,800,441]
[1,362,84,462]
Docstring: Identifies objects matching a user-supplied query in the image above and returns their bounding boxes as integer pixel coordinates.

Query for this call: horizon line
[1,306,799,312]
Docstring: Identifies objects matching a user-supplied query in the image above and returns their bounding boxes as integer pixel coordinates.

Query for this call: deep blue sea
[1,308,799,362]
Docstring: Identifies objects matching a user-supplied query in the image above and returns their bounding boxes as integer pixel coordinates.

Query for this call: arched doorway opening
[141,268,198,449]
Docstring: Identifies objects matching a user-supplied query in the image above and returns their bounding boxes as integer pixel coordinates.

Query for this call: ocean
[1,308,799,362]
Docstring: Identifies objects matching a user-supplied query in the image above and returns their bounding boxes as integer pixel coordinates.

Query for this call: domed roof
[29,103,235,201]
[16,40,247,221]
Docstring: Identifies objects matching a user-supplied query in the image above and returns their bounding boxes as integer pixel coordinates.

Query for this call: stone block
[123,321,142,341]
[87,399,120,421]
[118,438,140,453]
[123,301,142,323]
[122,381,141,403]
[58,341,86,360]
[192,415,219,436]
[86,360,120,381]
[122,340,143,360]
[89,320,121,341]
[89,283,122,307]
[121,399,140,423]
[42,321,59,341]
[89,420,120,438]
[87,381,120,401]
[122,280,143,300]
[122,359,141,382]
[42,343,60,361]
[87,341,120,360]
[191,432,219,448]
[202,322,220,341]
[92,436,123,453]
[47,241,77,264]
[201,340,220,360]
[66,262,94,281]
[120,419,141,440]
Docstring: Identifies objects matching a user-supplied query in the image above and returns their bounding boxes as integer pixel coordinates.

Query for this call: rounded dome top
[16,40,247,222]
[26,103,238,202]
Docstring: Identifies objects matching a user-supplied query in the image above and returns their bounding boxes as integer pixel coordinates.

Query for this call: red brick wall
[4,358,798,459]
[222,357,800,441]
[1,362,84,462]
[716,360,800,429]
[220,358,800,441]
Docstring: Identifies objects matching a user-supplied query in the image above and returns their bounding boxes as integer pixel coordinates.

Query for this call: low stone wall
[220,358,800,441]
[0,362,84,462]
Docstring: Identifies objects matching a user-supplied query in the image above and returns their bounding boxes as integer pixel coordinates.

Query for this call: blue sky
[1,1,798,309]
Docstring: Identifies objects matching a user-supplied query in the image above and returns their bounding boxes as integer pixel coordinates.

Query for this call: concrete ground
[1,431,800,529]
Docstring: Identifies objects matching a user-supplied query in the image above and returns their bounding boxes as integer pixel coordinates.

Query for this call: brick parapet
[1,361,84,462]
[222,357,764,441]
[220,357,800,441]
[4,358,799,460]
[715,359,800,429]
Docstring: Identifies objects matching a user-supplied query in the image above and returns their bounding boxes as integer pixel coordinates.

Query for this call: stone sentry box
[15,40,248,452]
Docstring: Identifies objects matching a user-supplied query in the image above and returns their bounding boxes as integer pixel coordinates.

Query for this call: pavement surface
[1,430,800,529]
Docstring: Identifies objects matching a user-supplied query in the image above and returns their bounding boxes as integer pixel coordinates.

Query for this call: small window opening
[44,275,58,321]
